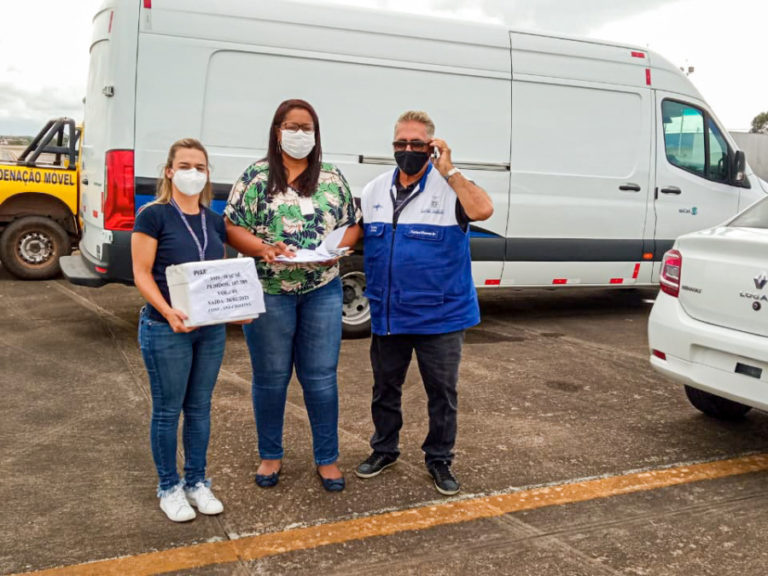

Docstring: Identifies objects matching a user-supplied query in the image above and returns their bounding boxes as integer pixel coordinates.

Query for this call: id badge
[298,196,315,217]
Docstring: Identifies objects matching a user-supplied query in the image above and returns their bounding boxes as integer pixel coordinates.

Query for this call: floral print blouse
[225,160,360,294]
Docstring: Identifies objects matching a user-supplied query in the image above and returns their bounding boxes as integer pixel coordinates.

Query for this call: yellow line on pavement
[16,453,768,576]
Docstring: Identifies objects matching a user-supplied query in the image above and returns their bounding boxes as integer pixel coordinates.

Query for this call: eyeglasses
[392,140,430,152]
[281,122,315,133]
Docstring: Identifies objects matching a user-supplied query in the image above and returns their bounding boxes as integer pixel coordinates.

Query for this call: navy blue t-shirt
[133,202,227,321]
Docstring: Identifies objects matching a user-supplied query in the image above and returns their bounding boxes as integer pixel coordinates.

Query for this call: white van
[61,0,766,336]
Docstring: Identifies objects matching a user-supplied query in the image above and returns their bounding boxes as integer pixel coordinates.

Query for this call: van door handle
[619,183,641,192]
[660,186,682,195]
[81,177,89,185]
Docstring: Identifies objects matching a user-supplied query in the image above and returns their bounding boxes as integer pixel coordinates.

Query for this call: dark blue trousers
[369,330,464,466]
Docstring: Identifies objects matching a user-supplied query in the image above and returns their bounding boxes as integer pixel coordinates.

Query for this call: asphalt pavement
[2,264,768,575]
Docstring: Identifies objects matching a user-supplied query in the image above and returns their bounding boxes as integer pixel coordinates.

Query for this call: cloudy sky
[1,0,765,135]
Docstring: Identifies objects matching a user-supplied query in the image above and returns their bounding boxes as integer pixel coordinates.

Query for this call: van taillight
[659,249,682,297]
[103,150,135,231]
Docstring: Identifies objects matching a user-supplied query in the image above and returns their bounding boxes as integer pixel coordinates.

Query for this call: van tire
[340,254,370,339]
[684,385,752,420]
[0,216,71,280]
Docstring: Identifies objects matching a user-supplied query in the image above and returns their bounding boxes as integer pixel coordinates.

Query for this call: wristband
[445,167,461,181]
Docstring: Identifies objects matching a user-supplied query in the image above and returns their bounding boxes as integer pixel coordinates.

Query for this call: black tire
[0,216,71,280]
[340,254,371,339]
[684,385,752,420]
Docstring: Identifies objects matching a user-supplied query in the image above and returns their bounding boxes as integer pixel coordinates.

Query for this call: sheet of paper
[166,258,265,327]
[320,225,348,252]
[275,225,349,263]
[276,249,333,263]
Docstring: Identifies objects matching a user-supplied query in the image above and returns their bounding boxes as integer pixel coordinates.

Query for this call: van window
[707,118,729,182]
[662,101,705,176]
[662,100,733,184]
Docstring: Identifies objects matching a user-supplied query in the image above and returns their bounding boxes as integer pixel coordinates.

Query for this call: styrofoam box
[166,258,265,327]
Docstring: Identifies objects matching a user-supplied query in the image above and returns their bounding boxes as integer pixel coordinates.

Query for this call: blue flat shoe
[317,469,345,492]
[255,466,282,488]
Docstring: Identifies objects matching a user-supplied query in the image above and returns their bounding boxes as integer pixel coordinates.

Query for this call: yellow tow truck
[0,118,81,279]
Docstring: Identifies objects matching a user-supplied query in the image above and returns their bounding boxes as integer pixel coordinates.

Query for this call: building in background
[732,132,768,181]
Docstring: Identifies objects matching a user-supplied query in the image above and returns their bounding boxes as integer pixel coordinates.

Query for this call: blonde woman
[132,139,228,522]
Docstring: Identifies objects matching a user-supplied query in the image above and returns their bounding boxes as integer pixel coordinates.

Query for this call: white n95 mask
[172,169,208,196]
[281,130,316,160]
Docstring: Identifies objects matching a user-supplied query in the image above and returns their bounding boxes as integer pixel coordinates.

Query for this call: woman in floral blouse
[225,99,361,492]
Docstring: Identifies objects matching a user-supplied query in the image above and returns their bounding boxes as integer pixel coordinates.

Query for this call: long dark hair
[267,99,322,197]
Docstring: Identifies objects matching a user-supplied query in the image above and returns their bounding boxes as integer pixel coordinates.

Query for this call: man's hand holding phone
[430,137,454,178]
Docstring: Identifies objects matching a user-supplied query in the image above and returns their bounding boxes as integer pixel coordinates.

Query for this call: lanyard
[170,199,208,262]
[389,162,433,222]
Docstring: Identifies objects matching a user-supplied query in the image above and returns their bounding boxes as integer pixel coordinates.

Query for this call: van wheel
[684,385,752,420]
[0,216,71,280]
[340,255,370,339]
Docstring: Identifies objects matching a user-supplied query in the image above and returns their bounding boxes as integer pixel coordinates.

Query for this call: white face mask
[281,130,316,160]
[172,168,207,197]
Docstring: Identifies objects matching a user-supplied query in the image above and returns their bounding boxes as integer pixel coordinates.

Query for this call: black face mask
[394,151,430,176]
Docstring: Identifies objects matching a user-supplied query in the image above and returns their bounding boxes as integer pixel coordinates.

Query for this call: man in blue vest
[355,110,494,495]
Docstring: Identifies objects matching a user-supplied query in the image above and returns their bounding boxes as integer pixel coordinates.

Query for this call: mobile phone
[432,145,439,160]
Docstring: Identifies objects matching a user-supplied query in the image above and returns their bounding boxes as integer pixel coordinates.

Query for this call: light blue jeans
[243,277,342,466]
[138,307,226,494]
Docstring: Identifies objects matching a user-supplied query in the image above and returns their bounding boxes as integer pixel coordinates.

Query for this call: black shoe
[317,469,346,492]
[427,461,460,496]
[254,464,282,488]
[355,452,397,479]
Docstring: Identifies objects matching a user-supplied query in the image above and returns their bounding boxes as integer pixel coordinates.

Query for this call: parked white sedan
[649,196,768,420]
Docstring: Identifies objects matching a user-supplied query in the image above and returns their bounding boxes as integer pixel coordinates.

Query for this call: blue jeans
[138,308,227,495]
[243,277,342,466]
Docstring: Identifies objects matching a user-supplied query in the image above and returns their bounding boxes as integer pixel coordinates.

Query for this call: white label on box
[165,258,265,327]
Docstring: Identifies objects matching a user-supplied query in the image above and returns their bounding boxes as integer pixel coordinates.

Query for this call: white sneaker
[159,485,196,522]
[185,482,224,515]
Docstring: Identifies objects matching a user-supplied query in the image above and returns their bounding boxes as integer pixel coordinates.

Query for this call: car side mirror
[732,150,746,185]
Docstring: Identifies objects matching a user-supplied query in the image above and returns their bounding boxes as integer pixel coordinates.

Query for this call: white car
[649,196,768,419]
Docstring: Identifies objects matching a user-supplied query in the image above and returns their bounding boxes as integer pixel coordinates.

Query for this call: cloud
[428,0,675,34]
[0,0,97,134]
[0,81,83,136]
[307,0,679,33]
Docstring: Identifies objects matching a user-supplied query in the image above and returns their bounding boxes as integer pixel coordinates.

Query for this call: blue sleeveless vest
[361,165,480,336]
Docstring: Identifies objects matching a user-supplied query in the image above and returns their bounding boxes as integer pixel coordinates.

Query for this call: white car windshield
[729,197,768,229]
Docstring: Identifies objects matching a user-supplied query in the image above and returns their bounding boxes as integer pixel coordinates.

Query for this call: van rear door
[79,6,115,267]
[63,0,139,286]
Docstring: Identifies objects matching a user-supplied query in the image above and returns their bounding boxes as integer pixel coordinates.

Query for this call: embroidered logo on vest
[421,194,445,215]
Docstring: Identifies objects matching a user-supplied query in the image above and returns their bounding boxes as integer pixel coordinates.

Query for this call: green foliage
[750,111,768,134]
